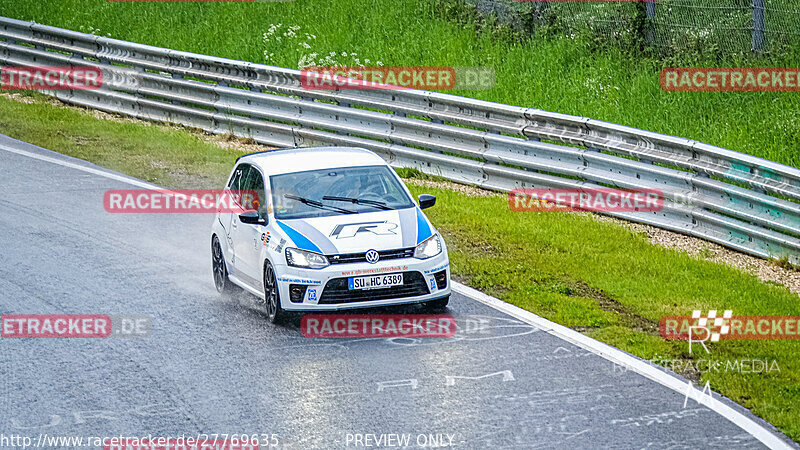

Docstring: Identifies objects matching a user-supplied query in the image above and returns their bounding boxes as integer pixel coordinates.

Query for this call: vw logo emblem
[365,249,380,264]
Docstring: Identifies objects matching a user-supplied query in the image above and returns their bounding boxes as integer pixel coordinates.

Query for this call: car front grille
[319,271,430,304]
[327,247,415,265]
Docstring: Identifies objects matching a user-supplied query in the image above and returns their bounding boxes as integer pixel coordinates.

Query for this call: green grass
[0,93,242,188]
[1,92,799,441]
[2,0,800,168]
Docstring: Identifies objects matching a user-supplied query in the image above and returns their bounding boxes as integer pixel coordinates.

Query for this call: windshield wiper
[322,196,393,210]
[283,194,356,214]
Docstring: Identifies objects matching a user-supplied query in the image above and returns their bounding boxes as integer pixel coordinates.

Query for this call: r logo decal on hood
[330,221,398,239]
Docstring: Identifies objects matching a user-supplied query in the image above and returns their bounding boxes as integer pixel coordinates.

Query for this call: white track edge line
[0,144,159,190]
[451,282,792,449]
[1,141,792,449]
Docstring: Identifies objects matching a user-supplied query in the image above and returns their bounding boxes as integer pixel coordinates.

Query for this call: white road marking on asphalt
[1,140,792,449]
[451,282,792,449]
[0,144,158,190]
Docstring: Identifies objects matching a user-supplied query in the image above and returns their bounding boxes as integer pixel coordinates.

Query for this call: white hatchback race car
[210,146,451,323]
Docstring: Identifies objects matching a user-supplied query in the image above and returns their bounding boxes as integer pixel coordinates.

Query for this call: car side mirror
[239,211,266,226]
[418,194,436,209]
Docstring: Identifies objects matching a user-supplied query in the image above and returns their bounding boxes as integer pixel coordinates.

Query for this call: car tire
[424,296,449,311]
[212,235,234,295]
[264,261,287,324]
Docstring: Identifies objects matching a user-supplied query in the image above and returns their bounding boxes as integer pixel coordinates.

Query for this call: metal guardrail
[2,16,799,264]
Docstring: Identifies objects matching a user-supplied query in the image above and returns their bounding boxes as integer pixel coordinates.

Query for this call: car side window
[228,164,246,194]
[227,163,253,209]
[242,165,267,220]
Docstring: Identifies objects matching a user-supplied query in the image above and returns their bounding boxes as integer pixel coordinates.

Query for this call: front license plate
[348,273,404,290]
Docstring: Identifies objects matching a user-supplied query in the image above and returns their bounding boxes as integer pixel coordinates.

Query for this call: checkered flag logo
[692,310,733,342]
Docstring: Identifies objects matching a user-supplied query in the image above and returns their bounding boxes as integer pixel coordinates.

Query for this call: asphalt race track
[0,134,794,449]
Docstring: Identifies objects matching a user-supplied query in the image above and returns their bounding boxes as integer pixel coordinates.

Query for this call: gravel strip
[404,179,503,198]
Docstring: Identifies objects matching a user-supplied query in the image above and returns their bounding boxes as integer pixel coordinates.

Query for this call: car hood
[275,207,433,254]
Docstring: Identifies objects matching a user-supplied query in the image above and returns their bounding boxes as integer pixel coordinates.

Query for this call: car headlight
[285,247,329,269]
[414,234,442,259]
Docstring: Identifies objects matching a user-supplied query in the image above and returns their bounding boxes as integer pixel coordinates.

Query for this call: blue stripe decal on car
[276,221,322,253]
[282,221,338,254]
[416,208,433,244]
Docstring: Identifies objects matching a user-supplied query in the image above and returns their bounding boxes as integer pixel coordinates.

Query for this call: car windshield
[270,165,415,219]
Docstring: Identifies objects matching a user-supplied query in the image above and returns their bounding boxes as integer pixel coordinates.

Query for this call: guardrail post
[753,0,766,52]
[645,0,656,19]
[644,0,657,46]
[536,1,550,32]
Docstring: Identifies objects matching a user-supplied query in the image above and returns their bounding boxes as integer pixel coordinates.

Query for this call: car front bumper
[275,251,451,311]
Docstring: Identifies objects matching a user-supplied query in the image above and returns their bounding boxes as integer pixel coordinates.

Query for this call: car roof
[237,147,388,176]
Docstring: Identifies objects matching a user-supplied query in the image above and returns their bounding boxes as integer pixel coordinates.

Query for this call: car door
[231,164,268,289]
[220,164,246,259]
